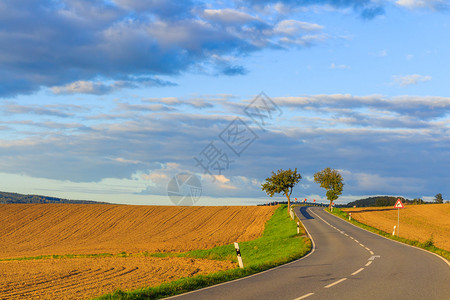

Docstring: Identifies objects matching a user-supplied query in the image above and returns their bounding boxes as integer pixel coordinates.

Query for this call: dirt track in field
[343,203,450,251]
[0,204,277,258]
[0,256,234,300]
[0,204,276,299]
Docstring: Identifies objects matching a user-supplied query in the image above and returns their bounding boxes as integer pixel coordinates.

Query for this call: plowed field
[342,204,450,251]
[0,204,277,258]
[0,204,276,299]
[0,256,234,300]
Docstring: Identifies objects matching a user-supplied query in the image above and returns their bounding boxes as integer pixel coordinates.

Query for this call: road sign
[394,198,403,236]
[394,199,404,208]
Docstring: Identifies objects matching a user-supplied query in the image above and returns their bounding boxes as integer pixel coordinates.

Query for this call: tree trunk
[286,194,291,214]
[328,201,332,211]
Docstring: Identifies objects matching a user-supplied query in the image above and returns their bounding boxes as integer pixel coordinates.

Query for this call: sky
[0,0,449,205]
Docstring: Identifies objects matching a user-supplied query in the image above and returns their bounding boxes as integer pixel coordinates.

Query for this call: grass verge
[95,205,311,300]
[329,208,450,261]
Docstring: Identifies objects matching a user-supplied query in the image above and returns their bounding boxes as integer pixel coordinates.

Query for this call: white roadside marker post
[349,213,352,221]
[392,225,396,236]
[297,221,300,234]
[234,242,244,268]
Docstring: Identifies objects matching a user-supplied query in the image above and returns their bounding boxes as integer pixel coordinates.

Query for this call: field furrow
[0,204,276,258]
[0,204,276,299]
[0,256,234,300]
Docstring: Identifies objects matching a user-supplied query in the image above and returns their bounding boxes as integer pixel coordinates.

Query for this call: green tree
[434,193,444,204]
[261,168,302,213]
[413,198,424,205]
[314,167,344,210]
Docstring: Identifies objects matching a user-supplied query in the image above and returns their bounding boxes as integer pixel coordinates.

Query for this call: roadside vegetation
[96,205,311,300]
[329,207,450,261]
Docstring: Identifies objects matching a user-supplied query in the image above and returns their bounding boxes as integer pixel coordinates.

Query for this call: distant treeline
[346,196,431,208]
[260,196,437,208]
[0,191,109,204]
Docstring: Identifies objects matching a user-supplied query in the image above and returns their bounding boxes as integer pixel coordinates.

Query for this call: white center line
[324,278,347,288]
[369,250,374,255]
[365,261,372,267]
[351,268,364,275]
[294,292,315,300]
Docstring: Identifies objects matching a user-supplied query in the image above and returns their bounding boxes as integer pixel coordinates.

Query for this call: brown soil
[0,204,276,299]
[0,204,277,258]
[343,203,450,251]
[0,256,234,300]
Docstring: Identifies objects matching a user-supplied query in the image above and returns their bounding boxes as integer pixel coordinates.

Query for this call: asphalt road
[168,206,450,300]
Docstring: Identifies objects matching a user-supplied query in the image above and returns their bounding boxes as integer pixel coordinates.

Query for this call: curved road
[168,206,450,300]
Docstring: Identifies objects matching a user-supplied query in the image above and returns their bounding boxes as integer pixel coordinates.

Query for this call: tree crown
[261,168,301,198]
[434,193,443,203]
[314,167,344,202]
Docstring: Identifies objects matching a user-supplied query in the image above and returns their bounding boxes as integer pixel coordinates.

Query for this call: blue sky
[1,0,449,205]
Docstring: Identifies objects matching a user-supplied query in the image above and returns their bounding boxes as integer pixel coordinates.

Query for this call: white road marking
[344,233,349,236]
[369,250,374,255]
[365,247,370,251]
[365,261,372,267]
[324,278,347,288]
[351,268,364,275]
[354,239,359,243]
[294,292,315,300]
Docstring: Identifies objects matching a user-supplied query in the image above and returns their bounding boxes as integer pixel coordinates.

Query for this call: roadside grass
[329,208,450,261]
[95,205,311,300]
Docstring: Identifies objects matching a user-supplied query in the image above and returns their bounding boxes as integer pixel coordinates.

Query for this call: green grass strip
[329,208,450,261]
[95,205,311,300]
[0,253,116,262]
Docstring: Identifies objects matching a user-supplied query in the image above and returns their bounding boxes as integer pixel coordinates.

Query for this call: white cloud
[395,0,449,10]
[342,170,425,194]
[331,63,351,69]
[392,74,432,86]
[274,20,323,35]
[1,93,449,203]
[203,9,259,24]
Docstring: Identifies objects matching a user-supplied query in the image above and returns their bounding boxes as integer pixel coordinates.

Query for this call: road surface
[168,206,450,300]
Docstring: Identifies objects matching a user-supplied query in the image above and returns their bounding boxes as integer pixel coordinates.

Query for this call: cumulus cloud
[1,93,449,201]
[203,9,260,24]
[392,74,432,86]
[51,78,176,95]
[274,20,323,35]
[244,0,386,19]
[0,1,338,97]
[2,0,427,98]
[0,103,84,118]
